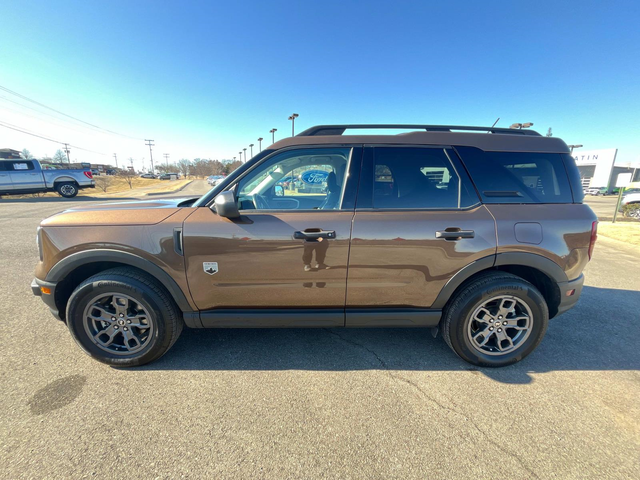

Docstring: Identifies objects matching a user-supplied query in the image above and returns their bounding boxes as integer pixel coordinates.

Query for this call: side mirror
[274,185,284,197]
[213,191,240,218]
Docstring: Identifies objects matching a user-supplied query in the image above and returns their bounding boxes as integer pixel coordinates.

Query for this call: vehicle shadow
[135,286,640,384]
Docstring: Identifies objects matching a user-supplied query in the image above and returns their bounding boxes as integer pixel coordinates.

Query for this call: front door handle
[294,229,336,240]
[436,228,475,240]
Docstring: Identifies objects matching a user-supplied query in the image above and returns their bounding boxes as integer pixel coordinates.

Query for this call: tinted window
[372,147,478,209]
[455,147,573,204]
[561,153,584,203]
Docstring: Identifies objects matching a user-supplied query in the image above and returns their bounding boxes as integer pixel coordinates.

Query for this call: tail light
[84,171,93,179]
[588,221,598,260]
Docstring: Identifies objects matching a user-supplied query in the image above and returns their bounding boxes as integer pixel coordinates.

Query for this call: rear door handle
[436,229,475,240]
[293,229,336,240]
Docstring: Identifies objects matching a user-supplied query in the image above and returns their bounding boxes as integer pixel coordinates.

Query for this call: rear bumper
[31,278,62,321]
[556,274,585,316]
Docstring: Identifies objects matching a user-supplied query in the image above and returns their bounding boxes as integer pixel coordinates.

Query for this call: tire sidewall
[450,280,549,367]
[67,277,169,367]
[57,183,78,198]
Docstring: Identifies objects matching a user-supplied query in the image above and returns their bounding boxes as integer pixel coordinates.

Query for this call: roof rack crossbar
[296,124,541,137]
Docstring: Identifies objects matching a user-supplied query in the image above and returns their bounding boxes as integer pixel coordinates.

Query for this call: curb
[145,180,193,196]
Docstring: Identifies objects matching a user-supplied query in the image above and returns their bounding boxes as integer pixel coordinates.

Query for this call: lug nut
[119,313,124,318]
[503,321,508,325]
[489,327,494,331]
[114,326,119,330]
[498,315,503,319]
[124,327,129,331]
[127,319,131,324]
[497,328,502,333]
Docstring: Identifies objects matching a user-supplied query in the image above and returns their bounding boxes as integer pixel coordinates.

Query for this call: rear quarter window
[455,146,574,204]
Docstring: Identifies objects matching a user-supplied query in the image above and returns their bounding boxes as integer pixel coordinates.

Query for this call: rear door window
[455,147,573,203]
[370,147,479,209]
[9,161,35,171]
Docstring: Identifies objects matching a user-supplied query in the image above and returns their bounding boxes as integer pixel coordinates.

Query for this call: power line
[0,84,144,140]
[0,120,107,156]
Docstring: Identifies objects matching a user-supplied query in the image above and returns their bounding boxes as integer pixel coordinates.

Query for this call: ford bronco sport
[32,124,597,367]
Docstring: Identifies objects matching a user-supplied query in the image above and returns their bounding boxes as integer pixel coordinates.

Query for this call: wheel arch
[432,253,566,319]
[52,176,78,185]
[46,250,194,321]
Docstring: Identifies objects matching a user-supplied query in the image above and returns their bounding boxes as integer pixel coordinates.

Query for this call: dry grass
[597,222,640,247]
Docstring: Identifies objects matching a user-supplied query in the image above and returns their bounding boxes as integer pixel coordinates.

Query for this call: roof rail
[296,124,541,137]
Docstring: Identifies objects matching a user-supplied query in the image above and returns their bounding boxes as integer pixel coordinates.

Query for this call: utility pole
[63,143,71,163]
[258,137,263,152]
[145,139,155,173]
[270,128,277,144]
[249,144,254,158]
[288,113,299,136]
[163,153,170,167]
[113,153,118,169]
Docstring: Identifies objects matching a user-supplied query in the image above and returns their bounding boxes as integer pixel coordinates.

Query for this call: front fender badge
[203,262,219,275]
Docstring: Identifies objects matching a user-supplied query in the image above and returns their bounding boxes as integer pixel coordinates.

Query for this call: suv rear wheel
[66,268,183,367]
[442,272,549,367]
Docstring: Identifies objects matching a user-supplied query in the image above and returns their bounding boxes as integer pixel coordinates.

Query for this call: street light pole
[568,144,583,154]
[249,144,254,158]
[258,137,263,152]
[239,151,243,162]
[288,113,299,136]
[243,148,247,162]
[270,128,277,144]
[113,153,118,169]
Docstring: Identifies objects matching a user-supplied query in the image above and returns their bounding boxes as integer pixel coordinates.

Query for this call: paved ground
[1,182,639,479]
[584,194,622,220]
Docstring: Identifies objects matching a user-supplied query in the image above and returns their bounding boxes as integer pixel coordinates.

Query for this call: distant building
[574,148,640,192]
[0,148,21,159]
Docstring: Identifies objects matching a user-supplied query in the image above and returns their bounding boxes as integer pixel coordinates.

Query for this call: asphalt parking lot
[1,182,639,479]
[584,194,623,220]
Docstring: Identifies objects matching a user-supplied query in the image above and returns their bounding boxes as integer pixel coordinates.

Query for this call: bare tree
[20,149,34,159]
[118,169,137,189]
[94,176,113,192]
[224,160,243,175]
[177,159,191,178]
[53,150,67,163]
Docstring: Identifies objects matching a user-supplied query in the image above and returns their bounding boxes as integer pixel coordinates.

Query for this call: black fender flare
[46,249,194,313]
[430,252,567,309]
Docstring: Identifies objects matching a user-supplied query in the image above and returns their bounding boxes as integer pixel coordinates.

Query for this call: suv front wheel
[442,272,549,367]
[66,268,183,367]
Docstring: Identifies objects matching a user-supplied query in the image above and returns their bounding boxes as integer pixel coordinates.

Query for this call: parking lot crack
[322,328,539,479]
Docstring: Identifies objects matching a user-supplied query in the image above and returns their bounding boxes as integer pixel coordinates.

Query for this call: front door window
[237,147,352,211]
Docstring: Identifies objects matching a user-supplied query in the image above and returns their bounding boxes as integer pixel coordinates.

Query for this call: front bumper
[31,278,62,321]
[556,274,585,316]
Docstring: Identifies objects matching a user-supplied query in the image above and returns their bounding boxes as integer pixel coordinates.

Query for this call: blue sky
[1,0,639,169]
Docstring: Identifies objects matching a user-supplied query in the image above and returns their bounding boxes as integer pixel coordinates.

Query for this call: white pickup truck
[0,159,95,198]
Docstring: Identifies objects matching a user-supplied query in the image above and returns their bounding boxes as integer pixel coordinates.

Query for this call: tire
[56,182,79,198]
[66,267,183,367]
[442,272,549,367]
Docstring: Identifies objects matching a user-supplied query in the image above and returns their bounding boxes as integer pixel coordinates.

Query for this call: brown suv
[32,124,597,367]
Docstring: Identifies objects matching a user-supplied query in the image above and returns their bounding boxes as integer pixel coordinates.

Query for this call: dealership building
[574,149,640,192]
